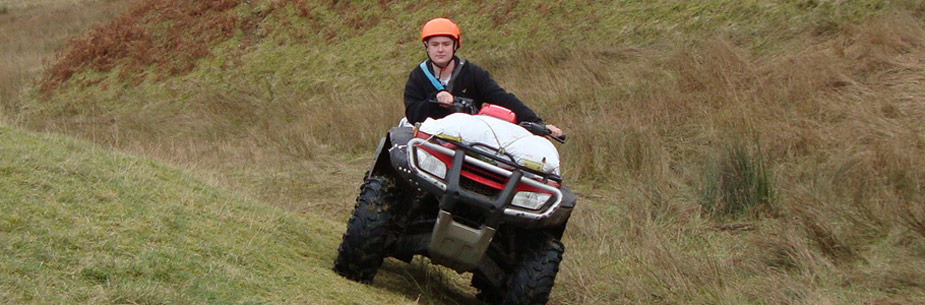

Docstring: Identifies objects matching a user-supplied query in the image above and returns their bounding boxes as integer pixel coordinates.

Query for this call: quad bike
[333,98,576,305]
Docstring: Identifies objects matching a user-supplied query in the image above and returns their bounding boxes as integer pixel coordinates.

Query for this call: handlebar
[427,96,478,114]
[519,122,567,144]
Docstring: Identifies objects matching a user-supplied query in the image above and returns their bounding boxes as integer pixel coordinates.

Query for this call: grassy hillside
[3,0,924,304]
[0,125,441,304]
[0,0,135,123]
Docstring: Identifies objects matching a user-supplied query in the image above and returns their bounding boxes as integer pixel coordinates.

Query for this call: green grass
[700,138,775,218]
[4,0,924,304]
[0,125,424,304]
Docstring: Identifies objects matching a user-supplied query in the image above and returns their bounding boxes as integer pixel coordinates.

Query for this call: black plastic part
[389,127,414,146]
[426,97,478,114]
[437,149,523,229]
[367,127,415,180]
[519,121,566,143]
[366,136,390,180]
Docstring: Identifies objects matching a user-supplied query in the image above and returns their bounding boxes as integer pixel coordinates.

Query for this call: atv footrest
[428,210,496,272]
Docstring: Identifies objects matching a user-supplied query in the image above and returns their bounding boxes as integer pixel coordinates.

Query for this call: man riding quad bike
[334,17,575,305]
[333,97,576,305]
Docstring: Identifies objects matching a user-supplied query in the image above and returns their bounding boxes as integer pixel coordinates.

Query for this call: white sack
[419,113,560,174]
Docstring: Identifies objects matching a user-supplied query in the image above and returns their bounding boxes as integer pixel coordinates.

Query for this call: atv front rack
[406,138,564,221]
[442,137,563,184]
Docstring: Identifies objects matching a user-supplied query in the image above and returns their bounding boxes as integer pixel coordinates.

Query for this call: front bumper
[390,138,574,271]
[405,138,566,221]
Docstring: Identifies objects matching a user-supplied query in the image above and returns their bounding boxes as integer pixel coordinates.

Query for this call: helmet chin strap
[428,54,454,83]
[431,57,449,69]
[425,40,458,70]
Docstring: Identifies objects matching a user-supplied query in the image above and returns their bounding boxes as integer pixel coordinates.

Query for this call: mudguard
[366,127,414,180]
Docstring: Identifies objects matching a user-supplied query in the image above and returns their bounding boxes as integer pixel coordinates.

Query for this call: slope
[6,0,925,304]
[0,125,421,304]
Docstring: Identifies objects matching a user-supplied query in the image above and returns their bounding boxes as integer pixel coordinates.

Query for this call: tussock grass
[4,0,924,304]
[699,138,775,218]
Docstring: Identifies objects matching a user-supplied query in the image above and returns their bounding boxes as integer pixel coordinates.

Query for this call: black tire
[333,176,396,284]
[501,234,565,305]
[472,271,503,304]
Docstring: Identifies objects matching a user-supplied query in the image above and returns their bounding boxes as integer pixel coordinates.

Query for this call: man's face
[426,36,456,67]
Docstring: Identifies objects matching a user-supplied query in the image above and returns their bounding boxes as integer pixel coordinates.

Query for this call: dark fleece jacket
[403,57,544,125]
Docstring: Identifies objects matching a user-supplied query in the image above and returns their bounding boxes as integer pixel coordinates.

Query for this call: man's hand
[436,91,454,107]
[545,124,563,138]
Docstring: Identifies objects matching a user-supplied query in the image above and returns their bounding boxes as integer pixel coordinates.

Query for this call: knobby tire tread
[333,176,394,284]
[502,235,565,305]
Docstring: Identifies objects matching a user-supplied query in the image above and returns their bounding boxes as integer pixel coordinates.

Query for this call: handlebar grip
[551,134,566,144]
[519,122,566,144]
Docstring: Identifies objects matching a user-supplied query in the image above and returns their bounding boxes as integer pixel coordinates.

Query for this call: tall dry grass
[0,0,135,123]
[8,0,924,304]
[547,10,924,305]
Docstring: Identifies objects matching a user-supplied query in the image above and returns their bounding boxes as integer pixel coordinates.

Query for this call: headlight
[511,192,552,210]
[416,148,447,179]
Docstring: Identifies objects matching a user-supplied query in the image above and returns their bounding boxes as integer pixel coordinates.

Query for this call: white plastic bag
[419,113,560,174]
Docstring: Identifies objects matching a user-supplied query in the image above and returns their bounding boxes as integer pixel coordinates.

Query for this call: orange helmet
[421,17,461,49]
